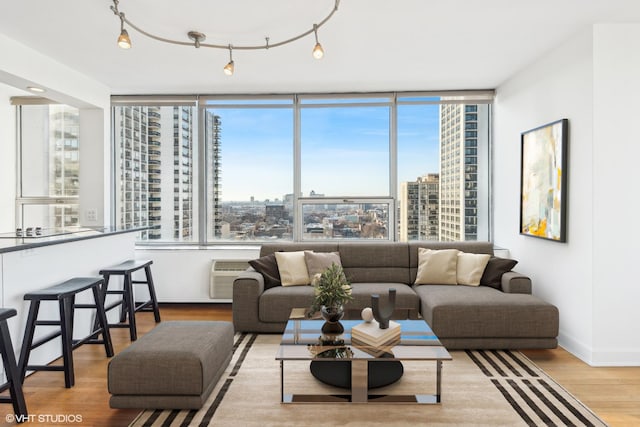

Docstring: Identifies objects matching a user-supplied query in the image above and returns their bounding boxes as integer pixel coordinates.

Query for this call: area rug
[130,333,606,427]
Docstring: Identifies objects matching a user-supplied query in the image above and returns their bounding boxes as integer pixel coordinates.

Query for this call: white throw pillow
[457,252,491,286]
[275,251,310,286]
[414,248,459,285]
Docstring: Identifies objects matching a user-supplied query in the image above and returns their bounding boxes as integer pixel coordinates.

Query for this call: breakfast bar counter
[0,226,144,376]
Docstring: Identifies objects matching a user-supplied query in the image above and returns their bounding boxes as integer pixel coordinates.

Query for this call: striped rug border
[465,350,608,427]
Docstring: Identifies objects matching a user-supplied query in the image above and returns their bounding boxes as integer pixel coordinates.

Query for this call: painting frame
[519,119,568,242]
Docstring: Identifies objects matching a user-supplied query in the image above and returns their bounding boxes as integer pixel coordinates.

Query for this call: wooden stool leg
[91,285,114,357]
[0,321,27,419]
[144,266,161,323]
[59,297,75,388]
[18,301,40,383]
[123,274,137,341]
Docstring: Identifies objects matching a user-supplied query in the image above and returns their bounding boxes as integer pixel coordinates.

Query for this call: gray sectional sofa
[232,241,559,349]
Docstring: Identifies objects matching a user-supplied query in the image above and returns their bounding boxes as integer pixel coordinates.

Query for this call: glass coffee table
[276,314,452,404]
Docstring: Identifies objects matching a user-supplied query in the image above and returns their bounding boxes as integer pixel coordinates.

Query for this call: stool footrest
[27,365,65,372]
[107,323,131,329]
[35,320,61,326]
[74,304,98,309]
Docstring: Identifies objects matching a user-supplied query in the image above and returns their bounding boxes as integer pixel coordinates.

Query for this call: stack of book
[351,320,401,347]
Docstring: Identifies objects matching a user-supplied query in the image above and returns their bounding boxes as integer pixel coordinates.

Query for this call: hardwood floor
[1,304,638,426]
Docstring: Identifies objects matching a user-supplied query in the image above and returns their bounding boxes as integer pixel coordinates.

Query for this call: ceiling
[2,0,640,95]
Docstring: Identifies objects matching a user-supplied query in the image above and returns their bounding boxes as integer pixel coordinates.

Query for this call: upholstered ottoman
[108,321,233,409]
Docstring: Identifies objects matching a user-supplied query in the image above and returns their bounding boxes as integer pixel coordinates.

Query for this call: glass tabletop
[277,318,452,362]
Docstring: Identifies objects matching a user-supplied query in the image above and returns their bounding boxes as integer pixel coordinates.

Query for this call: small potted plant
[309,263,353,333]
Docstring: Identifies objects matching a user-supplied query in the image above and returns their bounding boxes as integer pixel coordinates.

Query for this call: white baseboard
[559,332,640,366]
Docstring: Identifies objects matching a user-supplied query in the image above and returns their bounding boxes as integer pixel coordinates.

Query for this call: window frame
[13,99,81,231]
[111,91,494,245]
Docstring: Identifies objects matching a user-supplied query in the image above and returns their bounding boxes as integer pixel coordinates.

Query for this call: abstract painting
[520,119,568,242]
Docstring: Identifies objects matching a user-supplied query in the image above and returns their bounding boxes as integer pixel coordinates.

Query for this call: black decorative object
[320,305,344,334]
[371,288,396,329]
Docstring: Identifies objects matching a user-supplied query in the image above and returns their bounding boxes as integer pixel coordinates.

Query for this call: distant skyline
[209,103,441,202]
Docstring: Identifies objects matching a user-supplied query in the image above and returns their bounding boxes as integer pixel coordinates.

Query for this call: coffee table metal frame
[276,317,451,404]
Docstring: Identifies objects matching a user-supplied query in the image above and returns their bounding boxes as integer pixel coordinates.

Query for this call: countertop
[0,226,148,254]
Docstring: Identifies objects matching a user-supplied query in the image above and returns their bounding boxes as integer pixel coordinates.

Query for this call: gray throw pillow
[480,256,518,289]
[248,254,281,289]
[304,251,342,278]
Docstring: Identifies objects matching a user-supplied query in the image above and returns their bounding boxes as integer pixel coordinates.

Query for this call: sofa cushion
[259,285,315,322]
[304,251,342,277]
[248,254,281,289]
[275,251,310,286]
[260,243,339,257]
[481,257,518,289]
[414,285,559,339]
[340,243,411,284]
[348,282,420,314]
[414,248,459,285]
[457,252,491,286]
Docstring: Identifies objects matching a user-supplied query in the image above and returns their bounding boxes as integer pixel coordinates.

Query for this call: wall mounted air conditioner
[209,259,250,300]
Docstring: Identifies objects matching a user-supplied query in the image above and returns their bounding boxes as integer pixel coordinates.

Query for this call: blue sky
[210,103,441,201]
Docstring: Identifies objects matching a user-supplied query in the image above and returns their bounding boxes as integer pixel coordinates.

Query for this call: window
[15,101,80,230]
[112,104,198,241]
[300,98,390,197]
[112,91,492,244]
[202,99,294,241]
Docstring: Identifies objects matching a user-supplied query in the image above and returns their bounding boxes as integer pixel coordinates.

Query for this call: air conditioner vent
[210,259,250,300]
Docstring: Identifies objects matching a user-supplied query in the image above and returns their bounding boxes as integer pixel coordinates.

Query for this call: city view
[13,97,489,243]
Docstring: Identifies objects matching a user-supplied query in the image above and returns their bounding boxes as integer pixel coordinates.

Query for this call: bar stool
[0,308,28,422]
[19,277,113,388]
[99,259,161,341]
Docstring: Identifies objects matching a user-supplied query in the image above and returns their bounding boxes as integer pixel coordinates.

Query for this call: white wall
[591,24,640,365]
[0,34,112,228]
[0,84,17,232]
[494,24,640,366]
[134,247,259,302]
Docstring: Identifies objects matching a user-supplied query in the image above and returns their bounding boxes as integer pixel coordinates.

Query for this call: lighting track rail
[110,0,340,76]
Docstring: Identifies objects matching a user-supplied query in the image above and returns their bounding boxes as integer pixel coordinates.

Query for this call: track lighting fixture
[117,10,131,49]
[224,45,235,76]
[110,0,339,75]
[312,24,324,59]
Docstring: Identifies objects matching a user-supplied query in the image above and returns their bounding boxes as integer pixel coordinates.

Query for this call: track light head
[312,24,324,59]
[118,28,131,49]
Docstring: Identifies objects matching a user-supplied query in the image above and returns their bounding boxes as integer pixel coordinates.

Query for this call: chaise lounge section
[233,241,559,349]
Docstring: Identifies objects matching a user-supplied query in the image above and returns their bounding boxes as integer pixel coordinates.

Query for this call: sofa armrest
[501,271,532,294]
[232,270,265,332]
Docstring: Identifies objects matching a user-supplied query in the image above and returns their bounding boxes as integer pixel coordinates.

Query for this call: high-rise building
[439,104,487,241]
[206,113,222,238]
[114,106,221,241]
[399,174,439,241]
